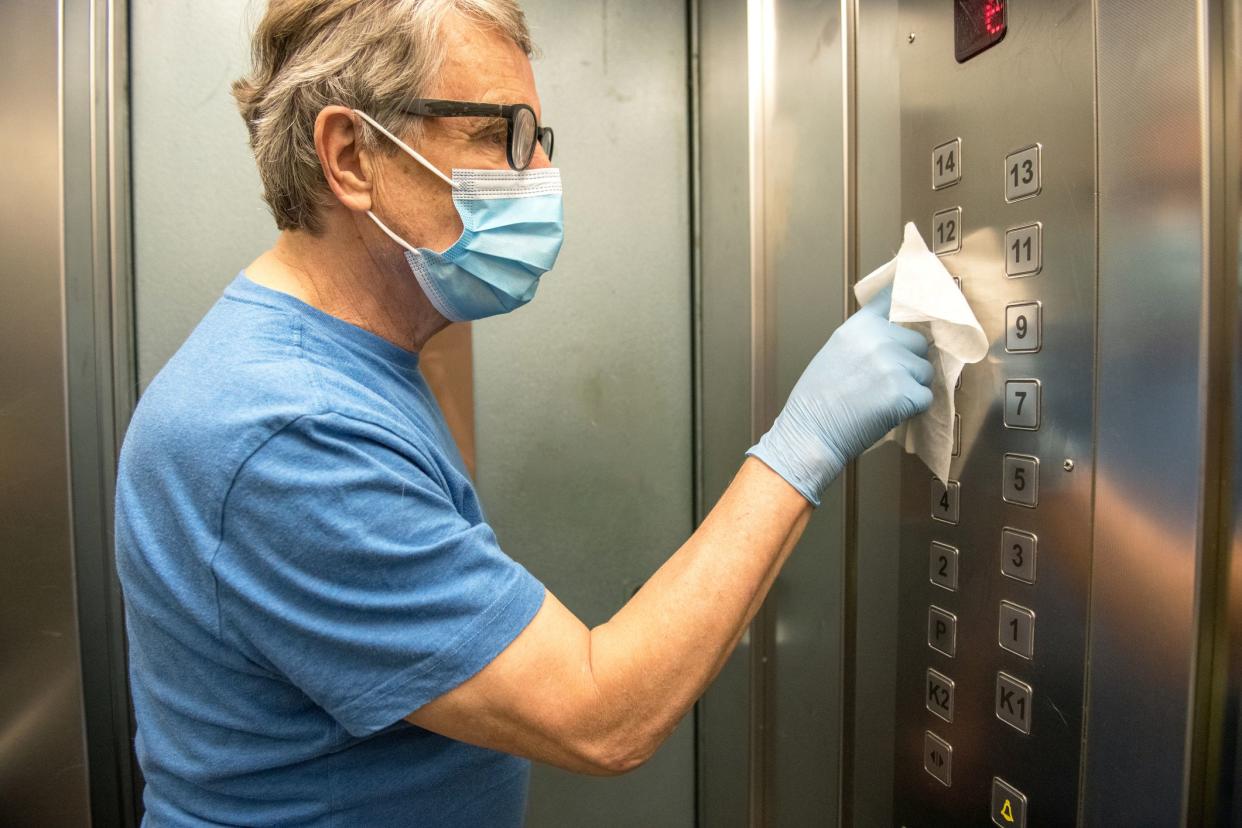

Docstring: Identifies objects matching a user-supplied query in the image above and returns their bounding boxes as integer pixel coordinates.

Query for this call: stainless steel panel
[893,2,1096,823]
[0,1,92,825]
[1085,1,1212,823]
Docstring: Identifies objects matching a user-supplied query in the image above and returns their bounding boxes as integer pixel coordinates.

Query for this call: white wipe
[854,222,989,483]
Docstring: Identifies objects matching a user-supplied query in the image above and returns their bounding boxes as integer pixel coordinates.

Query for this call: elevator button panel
[998,601,1035,659]
[928,606,958,657]
[1004,145,1042,202]
[1005,303,1042,353]
[924,731,953,787]
[1000,529,1038,584]
[930,541,959,591]
[933,139,962,189]
[931,478,961,524]
[991,778,1028,828]
[933,206,962,255]
[926,668,955,722]
[1003,380,1041,429]
[1002,454,1039,507]
[995,672,1033,734]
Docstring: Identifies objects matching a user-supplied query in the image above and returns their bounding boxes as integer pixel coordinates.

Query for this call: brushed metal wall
[0,2,92,825]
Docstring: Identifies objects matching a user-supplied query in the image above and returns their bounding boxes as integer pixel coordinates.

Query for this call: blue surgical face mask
[354,109,565,322]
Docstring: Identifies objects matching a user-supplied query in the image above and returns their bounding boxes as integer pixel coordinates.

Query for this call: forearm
[585,457,812,769]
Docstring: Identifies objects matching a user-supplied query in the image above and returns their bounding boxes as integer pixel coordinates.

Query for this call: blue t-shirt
[115,274,546,827]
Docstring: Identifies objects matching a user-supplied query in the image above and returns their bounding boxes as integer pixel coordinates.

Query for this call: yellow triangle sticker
[1001,799,1015,823]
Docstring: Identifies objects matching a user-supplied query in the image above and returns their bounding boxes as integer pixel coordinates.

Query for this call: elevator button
[932,139,962,190]
[1001,528,1038,584]
[1004,223,1042,277]
[1005,145,1042,202]
[1002,454,1039,507]
[1004,380,1041,430]
[991,778,1028,827]
[995,672,1033,734]
[1005,303,1042,353]
[926,668,955,723]
[928,606,957,658]
[998,601,1035,659]
[952,413,961,456]
[931,478,961,524]
[929,542,959,591]
[933,207,962,255]
[924,731,953,787]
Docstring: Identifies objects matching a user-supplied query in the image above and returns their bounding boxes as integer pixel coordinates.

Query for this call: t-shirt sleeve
[212,412,546,737]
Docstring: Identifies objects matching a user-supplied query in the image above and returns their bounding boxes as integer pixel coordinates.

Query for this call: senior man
[115,0,933,825]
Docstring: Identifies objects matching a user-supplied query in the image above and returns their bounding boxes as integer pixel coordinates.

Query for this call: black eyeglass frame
[401,98,554,171]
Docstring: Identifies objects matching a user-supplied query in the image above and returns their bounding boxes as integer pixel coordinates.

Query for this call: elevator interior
[4,0,1242,826]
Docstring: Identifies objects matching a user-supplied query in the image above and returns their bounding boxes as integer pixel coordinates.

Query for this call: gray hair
[232,0,533,233]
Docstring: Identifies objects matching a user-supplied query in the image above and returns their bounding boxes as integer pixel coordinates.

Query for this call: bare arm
[406,457,811,775]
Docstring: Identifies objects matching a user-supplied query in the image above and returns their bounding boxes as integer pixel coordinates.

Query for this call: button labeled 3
[1001,528,1038,584]
[926,668,955,723]
[933,207,962,255]
[998,601,1035,659]
[924,731,952,787]
[928,606,957,658]
[991,777,1028,827]
[996,672,1033,734]
[931,478,961,524]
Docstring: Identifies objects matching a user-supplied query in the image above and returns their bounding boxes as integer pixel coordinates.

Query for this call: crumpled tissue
[854,221,989,482]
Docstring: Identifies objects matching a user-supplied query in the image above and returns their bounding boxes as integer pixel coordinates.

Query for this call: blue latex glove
[747,286,934,506]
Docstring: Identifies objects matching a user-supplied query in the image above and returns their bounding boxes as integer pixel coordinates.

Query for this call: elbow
[576,731,661,777]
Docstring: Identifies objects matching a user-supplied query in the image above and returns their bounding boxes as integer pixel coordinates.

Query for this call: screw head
[1063,459,1075,472]
[908,32,917,43]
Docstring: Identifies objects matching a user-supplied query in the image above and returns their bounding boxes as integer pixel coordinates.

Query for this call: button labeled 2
[933,207,962,255]
[930,541,959,591]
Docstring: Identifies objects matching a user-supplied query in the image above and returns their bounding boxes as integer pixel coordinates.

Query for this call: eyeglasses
[402,98,555,171]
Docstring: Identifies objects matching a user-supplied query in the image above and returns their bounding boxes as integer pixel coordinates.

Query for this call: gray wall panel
[471,2,696,826]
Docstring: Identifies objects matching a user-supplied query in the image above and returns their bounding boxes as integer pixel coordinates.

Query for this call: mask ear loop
[352,109,460,191]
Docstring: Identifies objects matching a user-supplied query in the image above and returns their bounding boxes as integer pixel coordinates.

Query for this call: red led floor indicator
[954,0,1008,63]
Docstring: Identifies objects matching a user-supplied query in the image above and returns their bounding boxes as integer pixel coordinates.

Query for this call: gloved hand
[747,286,934,506]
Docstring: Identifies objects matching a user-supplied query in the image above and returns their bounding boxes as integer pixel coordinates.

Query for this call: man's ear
[314,106,373,213]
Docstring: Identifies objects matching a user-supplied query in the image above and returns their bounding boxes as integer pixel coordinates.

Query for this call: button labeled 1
[1004,223,1042,277]
[932,138,961,189]
[933,207,962,255]
[1004,380,1041,430]
[996,672,1033,734]
[931,478,960,524]
[1002,455,1039,507]
[1005,144,1042,202]
[992,778,1028,827]
[1005,303,1041,353]
[999,601,1035,659]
